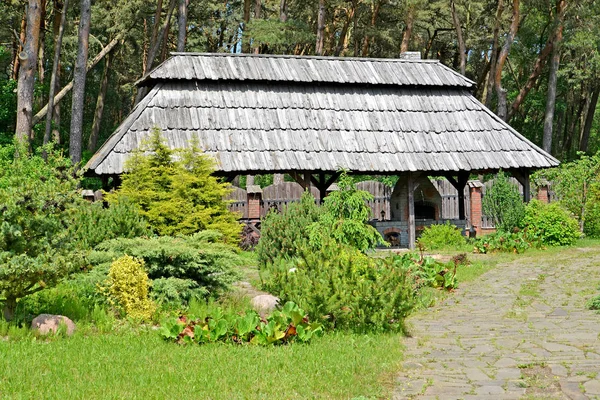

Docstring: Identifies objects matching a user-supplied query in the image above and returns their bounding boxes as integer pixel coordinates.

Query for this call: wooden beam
[309,171,342,201]
[290,171,311,190]
[407,172,416,250]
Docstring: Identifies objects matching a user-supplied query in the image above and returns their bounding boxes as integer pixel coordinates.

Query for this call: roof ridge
[168,52,442,63]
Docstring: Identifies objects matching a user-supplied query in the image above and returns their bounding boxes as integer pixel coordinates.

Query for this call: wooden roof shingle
[86,53,558,176]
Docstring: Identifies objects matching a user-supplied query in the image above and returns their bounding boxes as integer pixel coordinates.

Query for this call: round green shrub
[417,221,466,250]
[523,200,580,246]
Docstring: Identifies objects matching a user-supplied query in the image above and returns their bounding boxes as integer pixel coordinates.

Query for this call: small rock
[251,294,279,316]
[31,314,76,336]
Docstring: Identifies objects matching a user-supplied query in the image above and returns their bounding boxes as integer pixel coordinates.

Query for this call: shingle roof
[86,53,558,176]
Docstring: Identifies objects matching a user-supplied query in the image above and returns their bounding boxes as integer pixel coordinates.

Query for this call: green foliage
[90,232,242,302]
[539,152,600,234]
[394,253,464,291]
[0,142,84,319]
[417,222,466,250]
[482,171,526,233]
[308,172,385,252]
[159,301,322,346]
[587,294,600,311]
[473,231,538,254]
[256,192,322,266]
[260,238,417,333]
[523,200,580,246]
[150,278,208,307]
[70,200,150,249]
[104,255,156,321]
[109,128,241,243]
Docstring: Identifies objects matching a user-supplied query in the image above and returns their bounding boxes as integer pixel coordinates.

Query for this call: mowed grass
[0,329,404,399]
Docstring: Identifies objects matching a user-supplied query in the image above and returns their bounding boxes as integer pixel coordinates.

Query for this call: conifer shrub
[260,238,417,333]
[108,128,242,243]
[523,200,580,246]
[256,192,322,266]
[70,200,150,249]
[90,232,242,304]
[104,255,156,321]
[307,173,385,252]
[417,221,466,250]
[0,141,84,320]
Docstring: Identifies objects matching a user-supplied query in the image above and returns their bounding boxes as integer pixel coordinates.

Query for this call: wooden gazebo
[85,53,558,248]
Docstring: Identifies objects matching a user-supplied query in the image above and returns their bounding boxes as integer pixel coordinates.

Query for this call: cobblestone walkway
[394,246,600,400]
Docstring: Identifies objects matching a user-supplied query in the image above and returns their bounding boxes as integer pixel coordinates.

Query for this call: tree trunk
[242,0,251,53]
[495,0,520,121]
[580,86,600,152]
[69,0,92,165]
[362,0,382,57]
[450,0,466,75]
[135,0,176,105]
[37,0,47,84]
[15,0,42,143]
[44,0,69,146]
[12,10,27,80]
[400,6,415,54]
[315,0,325,55]
[279,0,287,22]
[33,36,120,125]
[88,52,111,153]
[507,35,555,121]
[542,0,566,154]
[253,0,261,53]
[485,0,504,108]
[334,8,353,56]
[2,296,17,322]
[151,0,164,52]
[177,0,188,52]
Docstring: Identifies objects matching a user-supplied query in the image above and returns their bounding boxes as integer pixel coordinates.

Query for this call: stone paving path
[394,247,600,400]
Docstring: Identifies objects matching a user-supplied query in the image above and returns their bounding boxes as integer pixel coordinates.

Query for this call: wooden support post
[444,172,470,220]
[304,172,312,190]
[511,169,531,203]
[310,171,341,202]
[407,172,416,250]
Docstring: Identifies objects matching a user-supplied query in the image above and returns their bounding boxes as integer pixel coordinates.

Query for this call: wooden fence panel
[261,182,320,216]
[225,186,248,219]
[355,181,392,220]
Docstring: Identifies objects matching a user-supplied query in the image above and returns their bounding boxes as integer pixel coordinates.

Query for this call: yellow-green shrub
[105,255,156,321]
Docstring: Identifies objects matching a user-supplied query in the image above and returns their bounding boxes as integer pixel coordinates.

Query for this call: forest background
[0,0,598,166]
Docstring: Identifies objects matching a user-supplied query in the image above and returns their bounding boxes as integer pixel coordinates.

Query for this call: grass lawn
[0,329,404,399]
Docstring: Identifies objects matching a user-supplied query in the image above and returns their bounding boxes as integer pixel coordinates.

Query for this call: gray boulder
[31,314,76,336]
[250,294,279,317]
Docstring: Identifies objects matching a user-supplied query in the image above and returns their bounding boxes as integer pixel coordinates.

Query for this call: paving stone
[496,368,522,380]
[550,363,569,377]
[403,361,424,369]
[548,307,569,317]
[560,380,588,400]
[474,385,506,395]
[494,358,517,368]
[424,382,472,396]
[465,368,491,382]
[583,379,600,395]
